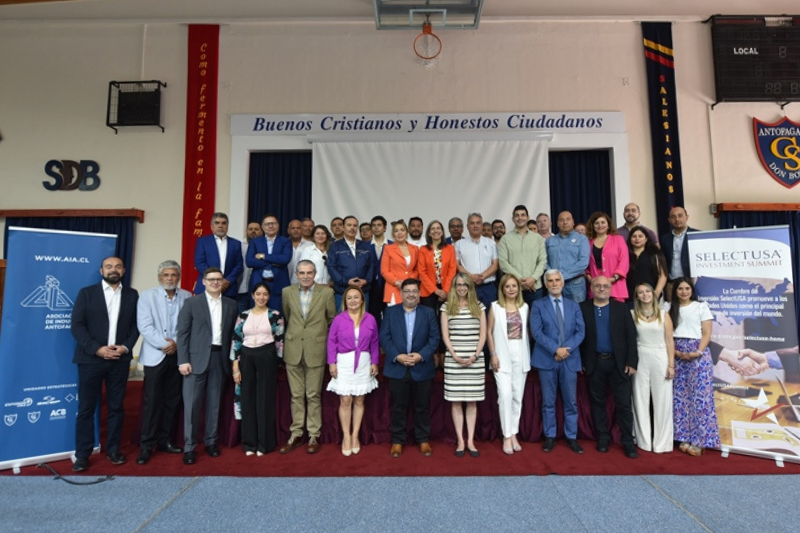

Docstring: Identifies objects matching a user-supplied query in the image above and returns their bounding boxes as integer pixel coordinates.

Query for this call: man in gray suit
[176,267,237,465]
[279,260,336,454]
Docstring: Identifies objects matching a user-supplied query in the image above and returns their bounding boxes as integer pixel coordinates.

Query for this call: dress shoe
[107,451,127,465]
[72,457,88,472]
[183,451,196,465]
[206,445,221,458]
[623,444,639,459]
[157,443,183,454]
[454,448,465,458]
[542,437,556,452]
[468,447,480,458]
[596,440,610,453]
[307,437,321,454]
[279,436,303,454]
[341,446,352,457]
[136,448,153,465]
[420,442,433,456]
[390,444,403,458]
[566,439,584,454]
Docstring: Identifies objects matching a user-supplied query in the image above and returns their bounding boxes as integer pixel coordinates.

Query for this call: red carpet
[5,380,800,478]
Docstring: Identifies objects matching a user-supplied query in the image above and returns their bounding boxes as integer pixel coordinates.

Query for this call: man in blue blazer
[70,257,139,472]
[530,269,586,454]
[327,215,374,311]
[660,206,697,282]
[380,278,440,458]
[193,212,243,298]
[246,214,292,313]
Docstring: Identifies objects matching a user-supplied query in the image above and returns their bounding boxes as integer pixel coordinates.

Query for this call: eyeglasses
[593,284,611,290]
[402,289,420,294]
[205,278,224,283]
[262,222,278,226]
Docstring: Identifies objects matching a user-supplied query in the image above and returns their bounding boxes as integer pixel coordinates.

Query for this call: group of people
[69,201,731,472]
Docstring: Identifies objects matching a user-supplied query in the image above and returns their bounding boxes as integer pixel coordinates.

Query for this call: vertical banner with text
[642,22,684,239]
[690,227,800,464]
[0,228,116,470]
[181,24,219,292]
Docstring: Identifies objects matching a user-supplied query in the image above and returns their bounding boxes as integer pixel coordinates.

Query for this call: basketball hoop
[413,19,442,68]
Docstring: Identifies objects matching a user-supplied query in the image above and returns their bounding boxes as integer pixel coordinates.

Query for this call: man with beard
[135,260,192,465]
[617,203,659,245]
[491,219,506,244]
[301,218,315,241]
[71,257,139,472]
[407,216,425,247]
[237,221,263,313]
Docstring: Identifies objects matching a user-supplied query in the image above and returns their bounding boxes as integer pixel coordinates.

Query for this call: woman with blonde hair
[326,287,379,456]
[381,219,419,306]
[440,273,486,457]
[631,283,674,453]
[487,274,530,455]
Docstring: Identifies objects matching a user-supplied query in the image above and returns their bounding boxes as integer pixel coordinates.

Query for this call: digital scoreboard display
[711,15,800,103]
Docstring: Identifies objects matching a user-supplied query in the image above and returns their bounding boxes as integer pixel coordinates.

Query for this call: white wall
[2,18,799,291]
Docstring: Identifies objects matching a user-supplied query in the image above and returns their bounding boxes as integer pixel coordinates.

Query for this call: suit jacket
[137,286,193,367]
[579,300,639,376]
[246,234,293,292]
[587,234,630,300]
[381,242,420,303]
[327,238,374,295]
[418,244,456,298]
[176,293,237,375]
[530,295,585,372]
[660,227,697,279]
[370,238,393,290]
[71,282,139,365]
[281,283,337,367]
[380,304,440,382]
[193,235,244,297]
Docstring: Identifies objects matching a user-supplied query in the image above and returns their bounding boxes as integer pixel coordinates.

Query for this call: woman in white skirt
[327,287,379,456]
[487,274,530,455]
[631,283,675,453]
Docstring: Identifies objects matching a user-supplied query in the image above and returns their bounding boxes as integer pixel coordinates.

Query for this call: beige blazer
[281,284,336,367]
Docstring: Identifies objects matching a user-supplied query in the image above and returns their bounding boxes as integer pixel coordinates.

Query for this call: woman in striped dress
[441,273,487,457]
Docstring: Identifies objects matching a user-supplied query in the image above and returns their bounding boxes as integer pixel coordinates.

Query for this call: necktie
[555,298,565,346]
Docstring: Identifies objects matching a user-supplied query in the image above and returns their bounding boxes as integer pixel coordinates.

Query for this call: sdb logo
[43,160,101,191]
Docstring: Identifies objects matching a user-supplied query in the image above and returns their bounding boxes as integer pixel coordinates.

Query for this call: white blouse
[662,300,713,339]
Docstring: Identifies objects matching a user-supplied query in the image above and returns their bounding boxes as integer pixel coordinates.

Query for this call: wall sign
[43,160,100,191]
[753,117,800,189]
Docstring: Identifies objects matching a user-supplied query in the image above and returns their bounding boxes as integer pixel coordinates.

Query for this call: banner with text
[0,227,117,470]
[642,22,685,239]
[690,226,800,463]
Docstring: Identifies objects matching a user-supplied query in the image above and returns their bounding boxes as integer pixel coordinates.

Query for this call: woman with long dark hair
[626,226,667,303]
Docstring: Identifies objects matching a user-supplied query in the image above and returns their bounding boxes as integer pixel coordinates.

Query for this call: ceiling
[1,0,798,23]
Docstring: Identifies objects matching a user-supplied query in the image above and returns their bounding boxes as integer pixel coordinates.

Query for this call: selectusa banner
[0,227,116,471]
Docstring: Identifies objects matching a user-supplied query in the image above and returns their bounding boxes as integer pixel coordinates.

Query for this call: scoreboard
[711,15,800,103]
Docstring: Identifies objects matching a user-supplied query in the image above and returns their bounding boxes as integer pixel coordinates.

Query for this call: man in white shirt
[455,212,499,309]
[287,219,312,285]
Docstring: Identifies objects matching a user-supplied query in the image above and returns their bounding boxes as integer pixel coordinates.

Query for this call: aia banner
[753,117,800,189]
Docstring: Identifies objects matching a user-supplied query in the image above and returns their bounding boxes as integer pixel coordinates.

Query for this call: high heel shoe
[351,443,361,455]
[679,442,690,453]
[686,445,703,457]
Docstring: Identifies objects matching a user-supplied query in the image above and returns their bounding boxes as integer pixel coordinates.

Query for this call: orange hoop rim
[413,31,442,60]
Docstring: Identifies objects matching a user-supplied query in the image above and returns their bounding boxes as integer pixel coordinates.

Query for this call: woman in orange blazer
[381,220,420,305]
[418,220,456,311]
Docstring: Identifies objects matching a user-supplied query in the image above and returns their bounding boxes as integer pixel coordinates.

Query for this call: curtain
[4,216,136,286]
[548,149,612,226]
[719,210,800,345]
[248,151,312,231]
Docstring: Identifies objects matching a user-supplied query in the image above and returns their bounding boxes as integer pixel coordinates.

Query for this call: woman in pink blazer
[381,220,420,305]
[585,211,630,301]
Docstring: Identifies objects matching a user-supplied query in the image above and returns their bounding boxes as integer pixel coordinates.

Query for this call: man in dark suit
[380,278,440,458]
[176,267,237,465]
[368,215,391,328]
[327,215,373,311]
[70,257,139,472]
[193,212,244,298]
[580,276,639,458]
[247,213,292,313]
[530,269,585,454]
[660,206,697,282]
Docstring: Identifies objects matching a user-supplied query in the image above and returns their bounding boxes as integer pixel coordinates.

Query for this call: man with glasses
[580,276,639,458]
[176,267,238,465]
[530,269,586,454]
[247,214,292,313]
[446,217,464,244]
[380,278,440,458]
[193,212,243,298]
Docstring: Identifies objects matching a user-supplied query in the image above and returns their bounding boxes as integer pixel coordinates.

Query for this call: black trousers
[139,355,182,450]
[239,343,280,453]
[75,360,129,459]
[587,357,634,445]
[389,371,432,445]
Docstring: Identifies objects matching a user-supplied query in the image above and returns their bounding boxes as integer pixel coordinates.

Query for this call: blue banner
[689,226,800,464]
[0,228,116,470]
